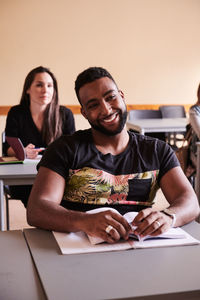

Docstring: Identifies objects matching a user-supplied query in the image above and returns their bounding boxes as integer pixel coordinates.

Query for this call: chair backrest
[128,109,162,120]
[159,105,186,118]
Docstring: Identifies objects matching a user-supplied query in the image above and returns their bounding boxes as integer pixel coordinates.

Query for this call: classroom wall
[1,0,200,130]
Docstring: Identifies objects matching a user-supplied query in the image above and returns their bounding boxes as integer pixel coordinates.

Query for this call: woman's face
[27,72,54,107]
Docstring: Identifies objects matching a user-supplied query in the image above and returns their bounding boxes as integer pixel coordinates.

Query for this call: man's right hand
[80,210,132,244]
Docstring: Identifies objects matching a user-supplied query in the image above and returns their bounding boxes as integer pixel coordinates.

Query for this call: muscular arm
[132,166,200,237]
[160,166,199,224]
[27,167,131,243]
[27,167,85,232]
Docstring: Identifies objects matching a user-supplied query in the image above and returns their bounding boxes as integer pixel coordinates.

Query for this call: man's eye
[107,95,116,101]
[88,103,98,110]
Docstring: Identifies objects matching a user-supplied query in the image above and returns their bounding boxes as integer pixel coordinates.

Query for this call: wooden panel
[0,104,191,115]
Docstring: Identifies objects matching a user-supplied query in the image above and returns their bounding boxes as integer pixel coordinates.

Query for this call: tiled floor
[6,189,169,230]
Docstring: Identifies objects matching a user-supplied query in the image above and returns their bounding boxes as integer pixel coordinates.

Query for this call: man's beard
[89,109,128,136]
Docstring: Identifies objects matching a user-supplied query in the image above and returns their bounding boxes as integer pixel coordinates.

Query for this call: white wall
[1,0,200,109]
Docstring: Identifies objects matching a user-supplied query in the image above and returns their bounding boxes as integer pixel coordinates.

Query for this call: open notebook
[0,136,42,164]
[53,208,200,255]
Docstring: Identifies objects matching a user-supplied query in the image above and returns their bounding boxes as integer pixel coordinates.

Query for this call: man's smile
[101,112,119,124]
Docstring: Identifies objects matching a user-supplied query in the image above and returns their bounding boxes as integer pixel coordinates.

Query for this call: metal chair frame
[159,105,186,148]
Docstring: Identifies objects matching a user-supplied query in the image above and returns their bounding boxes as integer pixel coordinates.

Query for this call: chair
[159,105,186,118]
[128,109,166,141]
[128,109,162,120]
[159,105,186,148]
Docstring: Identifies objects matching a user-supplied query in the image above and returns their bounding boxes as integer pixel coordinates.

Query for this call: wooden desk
[0,162,38,230]
[24,222,200,300]
[0,230,46,300]
[126,118,187,135]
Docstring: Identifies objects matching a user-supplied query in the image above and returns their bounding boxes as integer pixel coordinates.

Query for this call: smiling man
[27,67,199,243]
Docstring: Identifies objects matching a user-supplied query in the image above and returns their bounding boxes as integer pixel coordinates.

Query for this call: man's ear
[81,106,87,119]
[119,90,125,101]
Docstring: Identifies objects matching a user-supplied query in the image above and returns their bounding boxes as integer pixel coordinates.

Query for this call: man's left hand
[131,208,173,238]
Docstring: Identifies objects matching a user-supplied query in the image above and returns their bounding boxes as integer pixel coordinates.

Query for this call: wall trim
[0,104,191,115]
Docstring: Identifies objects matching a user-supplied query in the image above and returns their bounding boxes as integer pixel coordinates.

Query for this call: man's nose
[100,100,111,114]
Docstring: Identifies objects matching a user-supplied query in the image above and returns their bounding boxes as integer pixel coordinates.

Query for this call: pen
[35,147,45,151]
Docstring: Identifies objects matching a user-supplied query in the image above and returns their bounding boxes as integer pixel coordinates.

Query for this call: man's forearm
[27,200,86,233]
[165,193,200,227]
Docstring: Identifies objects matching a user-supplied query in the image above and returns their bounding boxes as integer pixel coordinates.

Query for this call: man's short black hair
[75,67,117,104]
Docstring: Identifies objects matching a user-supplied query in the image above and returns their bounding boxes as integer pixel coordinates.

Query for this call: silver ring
[105,225,113,234]
[155,220,161,227]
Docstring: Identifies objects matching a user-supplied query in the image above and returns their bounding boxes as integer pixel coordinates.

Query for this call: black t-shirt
[38,129,180,214]
[3,104,75,154]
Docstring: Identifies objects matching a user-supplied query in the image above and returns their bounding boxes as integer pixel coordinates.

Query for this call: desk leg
[195,143,200,223]
[0,180,5,231]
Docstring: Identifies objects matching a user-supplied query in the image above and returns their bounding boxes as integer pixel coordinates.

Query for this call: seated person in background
[3,66,75,207]
[27,67,199,243]
[189,83,200,165]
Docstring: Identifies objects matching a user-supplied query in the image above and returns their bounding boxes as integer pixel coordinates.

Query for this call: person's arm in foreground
[27,167,131,243]
[132,166,200,238]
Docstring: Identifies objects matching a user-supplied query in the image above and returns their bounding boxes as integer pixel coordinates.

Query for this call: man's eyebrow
[85,98,98,106]
[85,89,116,106]
[103,89,116,97]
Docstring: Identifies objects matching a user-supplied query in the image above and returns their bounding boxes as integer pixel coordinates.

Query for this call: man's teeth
[103,113,117,123]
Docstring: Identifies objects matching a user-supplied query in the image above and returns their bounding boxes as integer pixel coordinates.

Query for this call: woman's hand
[25,143,41,159]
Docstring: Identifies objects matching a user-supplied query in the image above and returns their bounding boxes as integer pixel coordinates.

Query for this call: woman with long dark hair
[3,66,75,206]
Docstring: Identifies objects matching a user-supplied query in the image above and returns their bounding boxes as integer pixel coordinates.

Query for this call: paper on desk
[53,231,132,254]
[23,155,42,164]
[129,229,200,249]
[53,227,200,255]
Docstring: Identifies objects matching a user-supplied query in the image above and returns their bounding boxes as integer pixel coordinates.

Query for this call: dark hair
[197,83,200,104]
[75,67,117,104]
[20,66,63,144]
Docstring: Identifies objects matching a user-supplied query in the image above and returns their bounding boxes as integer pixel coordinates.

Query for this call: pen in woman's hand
[35,147,45,151]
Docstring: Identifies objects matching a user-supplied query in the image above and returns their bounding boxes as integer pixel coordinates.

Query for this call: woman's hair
[197,83,200,104]
[20,66,63,145]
